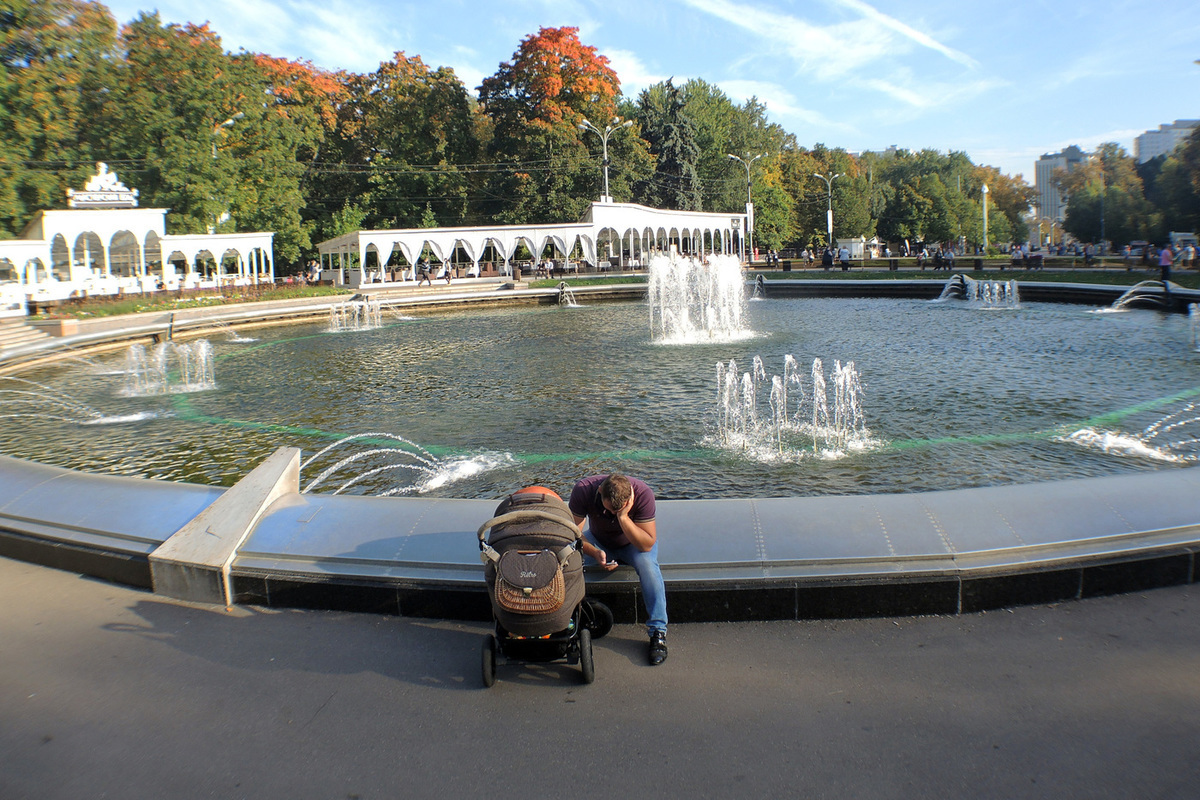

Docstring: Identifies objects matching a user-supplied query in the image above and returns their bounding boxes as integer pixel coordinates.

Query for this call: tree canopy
[4,7,1198,265]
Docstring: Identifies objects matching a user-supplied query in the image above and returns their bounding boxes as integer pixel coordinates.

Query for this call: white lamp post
[981,183,989,251]
[580,116,632,203]
[209,112,244,234]
[813,171,842,248]
[728,153,764,262]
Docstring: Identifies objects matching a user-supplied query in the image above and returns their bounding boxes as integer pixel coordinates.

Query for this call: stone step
[0,319,53,351]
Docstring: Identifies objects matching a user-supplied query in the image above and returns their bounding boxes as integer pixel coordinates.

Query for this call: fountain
[557,281,579,308]
[714,355,869,458]
[2,294,1199,498]
[936,274,1020,308]
[299,432,516,496]
[122,340,215,396]
[1109,281,1170,311]
[329,296,383,332]
[648,252,750,342]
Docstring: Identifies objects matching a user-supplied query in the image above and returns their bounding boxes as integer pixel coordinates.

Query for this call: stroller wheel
[581,597,614,640]
[578,628,595,684]
[481,634,497,688]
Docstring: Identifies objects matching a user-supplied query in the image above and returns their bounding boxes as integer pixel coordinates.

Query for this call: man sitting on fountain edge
[568,473,669,666]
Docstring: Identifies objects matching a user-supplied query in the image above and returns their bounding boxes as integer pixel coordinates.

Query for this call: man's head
[598,473,632,513]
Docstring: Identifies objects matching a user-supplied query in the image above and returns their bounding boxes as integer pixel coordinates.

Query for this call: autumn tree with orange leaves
[86,13,340,261]
[479,26,650,225]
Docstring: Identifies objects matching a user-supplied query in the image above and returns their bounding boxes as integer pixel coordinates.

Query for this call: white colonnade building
[0,163,274,316]
[316,201,745,285]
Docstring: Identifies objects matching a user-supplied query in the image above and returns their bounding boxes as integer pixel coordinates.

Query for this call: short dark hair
[599,473,631,508]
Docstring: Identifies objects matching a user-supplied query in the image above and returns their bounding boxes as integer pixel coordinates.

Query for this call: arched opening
[0,257,18,283]
[384,244,411,281]
[51,235,70,281]
[73,232,104,277]
[29,258,49,284]
[109,231,140,279]
[220,249,242,281]
[479,238,504,276]
[166,250,189,282]
[195,250,217,282]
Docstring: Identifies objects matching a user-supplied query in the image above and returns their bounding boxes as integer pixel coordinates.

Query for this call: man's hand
[615,490,635,519]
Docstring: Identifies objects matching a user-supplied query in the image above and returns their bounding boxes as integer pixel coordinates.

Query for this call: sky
[101,0,1199,181]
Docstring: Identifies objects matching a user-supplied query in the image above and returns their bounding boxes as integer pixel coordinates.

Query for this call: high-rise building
[1034,146,1085,223]
[1134,120,1199,163]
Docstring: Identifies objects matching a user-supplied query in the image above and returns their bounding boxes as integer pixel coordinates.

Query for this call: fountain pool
[1,296,1198,499]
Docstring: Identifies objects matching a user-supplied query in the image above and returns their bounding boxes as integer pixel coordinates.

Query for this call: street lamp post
[211,112,244,159]
[580,116,632,203]
[209,112,245,235]
[981,183,989,251]
[813,171,842,248]
[728,153,764,263]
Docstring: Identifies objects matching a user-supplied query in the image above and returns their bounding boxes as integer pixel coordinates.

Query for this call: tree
[88,14,338,263]
[478,27,649,223]
[1058,143,1157,247]
[634,80,701,211]
[0,0,117,236]
[334,53,481,230]
[1155,130,1200,234]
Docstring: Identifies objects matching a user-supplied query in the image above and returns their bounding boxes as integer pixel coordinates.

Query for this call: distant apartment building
[1034,145,1085,223]
[1134,120,1200,163]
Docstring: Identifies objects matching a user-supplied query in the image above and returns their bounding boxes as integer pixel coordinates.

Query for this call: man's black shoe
[648,631,668,666]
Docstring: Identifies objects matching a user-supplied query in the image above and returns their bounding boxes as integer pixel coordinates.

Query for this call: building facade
[1034,146,1085,224]
[1134,120,1200,164]
[316,201,746,285]
[0,164,275,316]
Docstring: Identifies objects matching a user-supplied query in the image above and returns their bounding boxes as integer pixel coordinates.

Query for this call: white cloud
[678,0,977,79]
[834,0,977,68]
[600,48,669,95]
[720,79,855,133]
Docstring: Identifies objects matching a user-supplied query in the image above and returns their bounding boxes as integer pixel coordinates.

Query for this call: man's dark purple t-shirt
[568,474,656,549]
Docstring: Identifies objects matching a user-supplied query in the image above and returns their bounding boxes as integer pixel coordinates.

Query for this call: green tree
[338,53,480,229]
[89,14,334,263]
[1155,136,1200,234]
[0,0,117,236]
[634,80,701,211]
[1058,143,1157,247]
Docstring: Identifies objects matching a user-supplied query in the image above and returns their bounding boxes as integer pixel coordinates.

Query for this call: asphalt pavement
[2,555,1198,800]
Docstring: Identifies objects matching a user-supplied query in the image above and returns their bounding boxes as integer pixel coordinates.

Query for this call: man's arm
[614,492,657,552]
[573,514,618,569]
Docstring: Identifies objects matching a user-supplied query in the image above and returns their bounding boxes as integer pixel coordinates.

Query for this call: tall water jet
[648,252,750,343]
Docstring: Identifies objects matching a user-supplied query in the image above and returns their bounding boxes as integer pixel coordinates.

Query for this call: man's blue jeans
[584,533,668,634]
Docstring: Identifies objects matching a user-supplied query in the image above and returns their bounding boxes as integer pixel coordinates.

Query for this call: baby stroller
[477,487,611,687]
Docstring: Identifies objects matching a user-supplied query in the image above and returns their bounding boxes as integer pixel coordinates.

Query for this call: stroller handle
[477,509,582,546]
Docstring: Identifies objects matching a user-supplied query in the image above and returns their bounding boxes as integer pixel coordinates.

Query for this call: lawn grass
[36,284,353,319]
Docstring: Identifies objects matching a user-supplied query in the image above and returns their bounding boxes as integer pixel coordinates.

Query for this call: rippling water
[2,297,1198,499]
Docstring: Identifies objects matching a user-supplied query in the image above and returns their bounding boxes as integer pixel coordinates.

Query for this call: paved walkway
[3,555,1198,800]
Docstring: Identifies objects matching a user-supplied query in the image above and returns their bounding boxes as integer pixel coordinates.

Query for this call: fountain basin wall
[2,449,1198,621]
